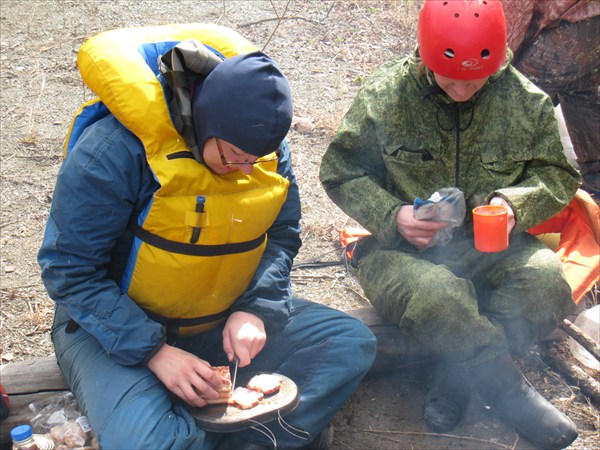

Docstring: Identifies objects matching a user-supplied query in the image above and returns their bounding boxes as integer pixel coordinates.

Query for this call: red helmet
[418,0,507,80]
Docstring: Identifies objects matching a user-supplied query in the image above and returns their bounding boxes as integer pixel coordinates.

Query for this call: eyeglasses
[216,138,280,166]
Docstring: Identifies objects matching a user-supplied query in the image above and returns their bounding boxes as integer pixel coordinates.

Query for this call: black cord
[291,246,346,270]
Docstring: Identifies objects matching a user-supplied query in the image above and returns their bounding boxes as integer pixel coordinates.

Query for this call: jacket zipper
[454,104,461,189]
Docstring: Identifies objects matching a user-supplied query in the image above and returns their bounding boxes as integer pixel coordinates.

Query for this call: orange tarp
[528,190,600,304]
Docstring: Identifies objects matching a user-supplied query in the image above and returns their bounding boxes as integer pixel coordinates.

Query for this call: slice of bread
[205,366,232,405]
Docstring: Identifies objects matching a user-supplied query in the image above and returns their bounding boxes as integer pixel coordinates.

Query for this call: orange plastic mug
[472,205,509,252]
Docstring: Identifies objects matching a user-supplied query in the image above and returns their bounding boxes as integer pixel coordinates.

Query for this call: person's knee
[360,258,463,313]
[401,290,474,335]
[352,320,377,366]
[326,312,377,367]
[399,269,481,339]
[525,250,572,301]
[97,388,203,449]
[341,322,377,374]
[323,312,377,375]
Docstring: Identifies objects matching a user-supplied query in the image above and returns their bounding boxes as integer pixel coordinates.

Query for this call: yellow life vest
[70,24,290,335]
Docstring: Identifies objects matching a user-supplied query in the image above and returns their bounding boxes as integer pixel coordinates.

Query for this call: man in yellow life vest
[38,24,376,450]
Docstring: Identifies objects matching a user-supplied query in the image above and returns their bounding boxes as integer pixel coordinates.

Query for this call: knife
[231,357,239,393]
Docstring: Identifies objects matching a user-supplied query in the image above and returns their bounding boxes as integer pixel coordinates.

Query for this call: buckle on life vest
[143,309,230,343]
[130,221,267,256]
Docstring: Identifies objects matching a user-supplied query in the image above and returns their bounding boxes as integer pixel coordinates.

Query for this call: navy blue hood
[192,51,293,157]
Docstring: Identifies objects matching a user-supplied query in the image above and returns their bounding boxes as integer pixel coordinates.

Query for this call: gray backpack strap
[159,39,223,162]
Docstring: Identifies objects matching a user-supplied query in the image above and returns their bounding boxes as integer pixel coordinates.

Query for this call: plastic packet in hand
[413,187,466,249]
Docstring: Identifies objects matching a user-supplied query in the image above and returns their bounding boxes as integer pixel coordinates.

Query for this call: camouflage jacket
[503,0,600,56]
[319,51,581,246]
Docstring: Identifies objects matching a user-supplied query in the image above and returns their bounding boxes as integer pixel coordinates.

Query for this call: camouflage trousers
[513,15,600,189]
[354,232,575,368]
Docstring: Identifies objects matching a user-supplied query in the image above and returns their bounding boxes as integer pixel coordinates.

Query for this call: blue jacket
[38,114,302,366]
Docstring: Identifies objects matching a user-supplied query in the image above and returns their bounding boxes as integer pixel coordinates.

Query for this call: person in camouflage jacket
[320,1,581,449]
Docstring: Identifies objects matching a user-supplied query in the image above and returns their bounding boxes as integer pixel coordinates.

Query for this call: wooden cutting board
[191,373,299,432]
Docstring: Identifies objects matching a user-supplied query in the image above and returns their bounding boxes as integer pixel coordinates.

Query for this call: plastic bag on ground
[28,392,99,449]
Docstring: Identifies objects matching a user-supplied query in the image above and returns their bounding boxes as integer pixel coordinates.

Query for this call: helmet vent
[444,49,455,59]
[481,49,490,59]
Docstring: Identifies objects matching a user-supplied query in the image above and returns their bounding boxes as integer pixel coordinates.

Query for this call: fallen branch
[542,342,600,405]
[239,15,322,28]
[261,0,292,52]
[344,286,369,303]
[559,318,600,362]
[292,260,342,269]
[291,273,336,280]
[336,426,517,449]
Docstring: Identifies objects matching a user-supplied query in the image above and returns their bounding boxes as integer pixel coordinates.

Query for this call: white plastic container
[568,304,600,370]
[10,424,54,450]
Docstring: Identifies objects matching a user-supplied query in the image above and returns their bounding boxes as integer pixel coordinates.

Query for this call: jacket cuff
[141,333,168,366]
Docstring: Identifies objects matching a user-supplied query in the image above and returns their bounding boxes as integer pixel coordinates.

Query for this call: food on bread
[205,365,232,405]
[202,369,284,410]
[231,387,264,409]
[247,373,283,395]
[50,421,87,448]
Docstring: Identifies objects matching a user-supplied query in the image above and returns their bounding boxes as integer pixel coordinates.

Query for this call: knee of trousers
[518,249,574,316]
[523,247,566,280]
[97,388,203,450]
[337,317,378,373]
[293,304,377,374]
[359,259,478,323]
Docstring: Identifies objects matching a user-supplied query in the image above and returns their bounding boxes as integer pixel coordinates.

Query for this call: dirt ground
[0,1,598,449]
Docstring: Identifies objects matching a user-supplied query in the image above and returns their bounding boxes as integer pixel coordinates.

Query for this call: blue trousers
[51,298,376,449]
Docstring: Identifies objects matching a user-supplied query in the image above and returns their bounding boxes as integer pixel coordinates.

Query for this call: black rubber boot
[422,362,470,432]
[469,355,578,449]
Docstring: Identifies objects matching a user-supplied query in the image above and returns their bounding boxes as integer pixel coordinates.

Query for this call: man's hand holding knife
[223,310,267,367]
